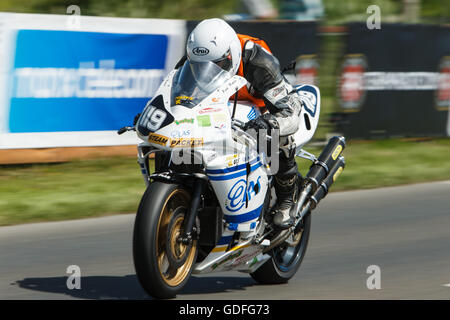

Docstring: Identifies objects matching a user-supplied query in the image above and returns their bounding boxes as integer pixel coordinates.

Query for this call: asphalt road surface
[1,181,449,300]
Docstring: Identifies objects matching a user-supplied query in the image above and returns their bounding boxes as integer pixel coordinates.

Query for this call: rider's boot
[272,172,298,230]
[271,139,299,230]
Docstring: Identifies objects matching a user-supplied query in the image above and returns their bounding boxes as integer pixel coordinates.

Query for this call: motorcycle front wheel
[133,182,197,299]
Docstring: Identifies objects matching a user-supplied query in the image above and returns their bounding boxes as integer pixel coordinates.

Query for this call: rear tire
[133,182,197,299]
[250,213,311,284]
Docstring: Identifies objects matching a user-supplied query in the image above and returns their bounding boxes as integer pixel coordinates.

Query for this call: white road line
[442,284,450,287]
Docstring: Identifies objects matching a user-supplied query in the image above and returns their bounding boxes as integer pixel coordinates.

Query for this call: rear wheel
[250,213,311,284]
[133,182,197,299]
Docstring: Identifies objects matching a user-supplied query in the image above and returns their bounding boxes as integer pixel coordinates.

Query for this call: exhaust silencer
[310,156,345,209]
[305,136,346,191]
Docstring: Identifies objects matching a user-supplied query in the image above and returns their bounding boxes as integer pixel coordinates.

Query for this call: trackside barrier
[336,22,450,139]
[0,13,186,150]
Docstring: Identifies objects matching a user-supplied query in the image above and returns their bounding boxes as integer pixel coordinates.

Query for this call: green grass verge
[1,138,450,226]
[0,157,145,226]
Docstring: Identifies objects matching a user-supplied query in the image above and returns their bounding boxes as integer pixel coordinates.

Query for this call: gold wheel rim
[155,189,197,287]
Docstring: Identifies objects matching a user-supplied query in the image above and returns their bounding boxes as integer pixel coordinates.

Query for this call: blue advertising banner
[9,29,168,133]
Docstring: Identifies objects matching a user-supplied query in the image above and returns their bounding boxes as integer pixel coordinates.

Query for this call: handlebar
[117,126,136,135]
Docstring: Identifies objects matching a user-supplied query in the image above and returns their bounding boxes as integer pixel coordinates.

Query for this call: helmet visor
[213,49,233,72]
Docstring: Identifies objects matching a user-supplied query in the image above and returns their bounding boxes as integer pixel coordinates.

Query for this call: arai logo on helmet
[192,47,210,56]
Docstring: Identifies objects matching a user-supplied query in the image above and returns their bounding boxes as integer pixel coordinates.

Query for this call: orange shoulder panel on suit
[231,34,272,108]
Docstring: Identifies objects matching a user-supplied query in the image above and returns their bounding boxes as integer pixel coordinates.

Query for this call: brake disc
[165,208,192,270]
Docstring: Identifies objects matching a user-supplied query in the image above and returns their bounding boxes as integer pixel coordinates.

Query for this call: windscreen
[171,60,232,108]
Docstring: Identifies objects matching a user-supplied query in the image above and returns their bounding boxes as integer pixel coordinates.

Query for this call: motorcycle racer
[184,18,303,230]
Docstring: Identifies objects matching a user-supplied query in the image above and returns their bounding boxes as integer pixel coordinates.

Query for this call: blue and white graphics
[226,176,261,212]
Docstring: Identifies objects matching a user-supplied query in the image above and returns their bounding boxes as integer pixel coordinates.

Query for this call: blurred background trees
[0,0,449,24]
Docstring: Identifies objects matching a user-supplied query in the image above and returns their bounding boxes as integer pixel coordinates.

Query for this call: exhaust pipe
[295,156,345,224]
[294,136,346,223]
[305,136,346,192]
[264,137,346,251]
[309,156,345,210]
[295,136,346,211]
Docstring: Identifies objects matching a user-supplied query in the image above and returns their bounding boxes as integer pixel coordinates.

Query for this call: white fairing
[293,84,321,150]
[138,71,267,233]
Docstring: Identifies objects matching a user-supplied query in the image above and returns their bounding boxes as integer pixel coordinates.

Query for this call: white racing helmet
[186,18,241,75]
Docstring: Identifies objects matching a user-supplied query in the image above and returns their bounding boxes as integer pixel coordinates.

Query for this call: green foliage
[0,0,448,22]
[0,0,239,19]
[421,0,450,22]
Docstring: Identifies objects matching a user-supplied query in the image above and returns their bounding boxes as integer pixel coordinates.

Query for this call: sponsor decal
[169,137,203,148]
[226,154,239,167]
[211,250,243,270]
[248,256,259,268]
[436,56,450,111]
[175,95,193,105]
[198,107,222,114]
[226,154,238,160]
[225,176,261,212]
[219,77,243,95]
[148,133,168,146]
[196,115,211,127]
[331,145,343,160]
[271,86,284,98]
[174,118,194,125]
[333,166,344,182]
[247,107,257,120]
[137,95,174,136]
[231,249,262,267]
[170,129,191,138]
[192,47,209,56]
[338,54,367,112]
[212,113,227,122]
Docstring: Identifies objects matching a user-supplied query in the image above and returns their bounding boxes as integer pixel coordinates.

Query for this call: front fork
[179,178,206,245]
[137,144,154,187]
[137,144,207,245]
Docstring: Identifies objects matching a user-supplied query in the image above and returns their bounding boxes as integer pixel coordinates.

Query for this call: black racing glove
[243,113,279,156]
[243,113,279,132]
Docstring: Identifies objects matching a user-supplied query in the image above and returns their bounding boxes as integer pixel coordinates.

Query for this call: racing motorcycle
[118,60,346,299]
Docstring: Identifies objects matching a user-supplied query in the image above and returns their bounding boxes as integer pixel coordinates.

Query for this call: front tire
[250,213,311,284]
[133,182,197,299]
